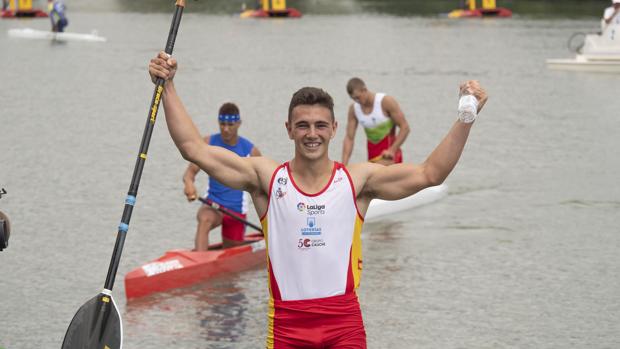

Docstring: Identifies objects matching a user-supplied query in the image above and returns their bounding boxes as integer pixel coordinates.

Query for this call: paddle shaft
[103,1,185,291]
[198,197,264,233]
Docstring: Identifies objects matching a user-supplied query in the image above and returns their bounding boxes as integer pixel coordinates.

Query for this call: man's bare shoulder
[345,162,385,192]
[248,156,280,183]
[248,156,279,171]
[381,95,400,109]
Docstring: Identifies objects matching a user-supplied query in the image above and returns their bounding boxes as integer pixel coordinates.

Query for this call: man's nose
[307,125,318,137]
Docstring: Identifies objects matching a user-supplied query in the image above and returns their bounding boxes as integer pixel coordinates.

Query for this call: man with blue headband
[183,102,261,250]
[47,0,68,33]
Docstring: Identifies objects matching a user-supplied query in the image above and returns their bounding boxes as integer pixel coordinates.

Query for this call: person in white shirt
[603,0,620,28]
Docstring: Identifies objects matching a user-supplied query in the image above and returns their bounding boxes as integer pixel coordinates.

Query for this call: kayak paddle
[198,196,263,233]
[61,1,185,348]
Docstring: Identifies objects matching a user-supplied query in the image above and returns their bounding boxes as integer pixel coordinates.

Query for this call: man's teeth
[305,142,320,148]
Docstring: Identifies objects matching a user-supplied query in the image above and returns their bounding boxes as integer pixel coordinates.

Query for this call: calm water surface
[1,8,619,349]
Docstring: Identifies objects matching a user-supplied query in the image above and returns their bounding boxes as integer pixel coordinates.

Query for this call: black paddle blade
[61,292,122,349]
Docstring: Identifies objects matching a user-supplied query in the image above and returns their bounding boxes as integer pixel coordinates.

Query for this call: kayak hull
[546,58,620,73]
[1,9,48,18]
[448,8,512,18]
[365,184,448,222]
[240,7,302,18]
[7,28,106,42]
[124,233,266,299]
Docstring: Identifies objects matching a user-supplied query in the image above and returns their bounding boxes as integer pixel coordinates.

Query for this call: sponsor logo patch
[301,217,322,235]
[142,259,183,277]
[296,202,326,215]
[276,187,287,199]
[297,238,326,249]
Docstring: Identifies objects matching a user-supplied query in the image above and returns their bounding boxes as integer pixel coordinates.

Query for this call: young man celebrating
[149,51,487,348]
[182,102,261,251]
[342,77,410,166]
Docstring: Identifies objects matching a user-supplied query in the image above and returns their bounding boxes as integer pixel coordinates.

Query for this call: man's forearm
[342,138,354,164]
[422,121,472,185]
[183,167,197,186]
[389,125,410,153]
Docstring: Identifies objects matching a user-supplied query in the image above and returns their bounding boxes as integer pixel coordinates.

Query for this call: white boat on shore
[546,20,620,73]
[365,184,448,222]
[7,28,106,42]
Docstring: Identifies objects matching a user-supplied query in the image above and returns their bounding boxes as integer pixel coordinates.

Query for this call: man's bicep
[365,163,427,200]
[191,145,258,190]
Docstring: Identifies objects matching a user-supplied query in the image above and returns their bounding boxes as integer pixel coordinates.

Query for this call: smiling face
[286,105,337,161]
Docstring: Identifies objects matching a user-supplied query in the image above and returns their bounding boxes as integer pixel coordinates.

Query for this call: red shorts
[221,212,247,241]
[367,135,403,163]
[204,199,247,241]
[267,293,367,348]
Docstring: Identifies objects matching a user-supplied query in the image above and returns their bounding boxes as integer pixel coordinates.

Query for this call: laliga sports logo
[296,202,326,215]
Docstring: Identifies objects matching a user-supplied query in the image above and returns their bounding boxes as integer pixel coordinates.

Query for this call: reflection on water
[124,266,268,348]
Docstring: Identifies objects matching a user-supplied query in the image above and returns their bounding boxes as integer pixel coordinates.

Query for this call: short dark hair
[218,102,240,116]
[288,87,335,121]
[346,77,366,95]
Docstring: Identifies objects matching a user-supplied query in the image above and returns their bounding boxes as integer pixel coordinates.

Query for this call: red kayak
[124,233,266,299]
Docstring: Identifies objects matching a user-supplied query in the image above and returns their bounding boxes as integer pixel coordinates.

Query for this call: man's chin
[301,149,325,160]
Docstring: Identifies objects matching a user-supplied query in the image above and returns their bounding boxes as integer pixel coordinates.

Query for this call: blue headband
[218,114,240,122]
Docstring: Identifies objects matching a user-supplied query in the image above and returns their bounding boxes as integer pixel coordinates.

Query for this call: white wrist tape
[458,95,478,124]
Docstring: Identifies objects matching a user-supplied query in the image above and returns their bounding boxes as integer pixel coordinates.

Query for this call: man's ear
[331,121,338,139]
[285,121,293,140]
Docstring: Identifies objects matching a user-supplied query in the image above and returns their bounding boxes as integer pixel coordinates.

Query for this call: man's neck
[362,91,376,109]
[289,156,334,192]
[222,135,239,146]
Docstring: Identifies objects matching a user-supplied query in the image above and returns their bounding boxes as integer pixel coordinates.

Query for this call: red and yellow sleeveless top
[260,161,364,301]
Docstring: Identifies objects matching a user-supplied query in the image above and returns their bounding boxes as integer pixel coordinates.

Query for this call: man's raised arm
[148,52,261,192]
[360,80,488,201]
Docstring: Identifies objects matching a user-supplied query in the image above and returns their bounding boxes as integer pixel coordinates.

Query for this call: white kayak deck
[7,28,106,42]
[365,184,448,222]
